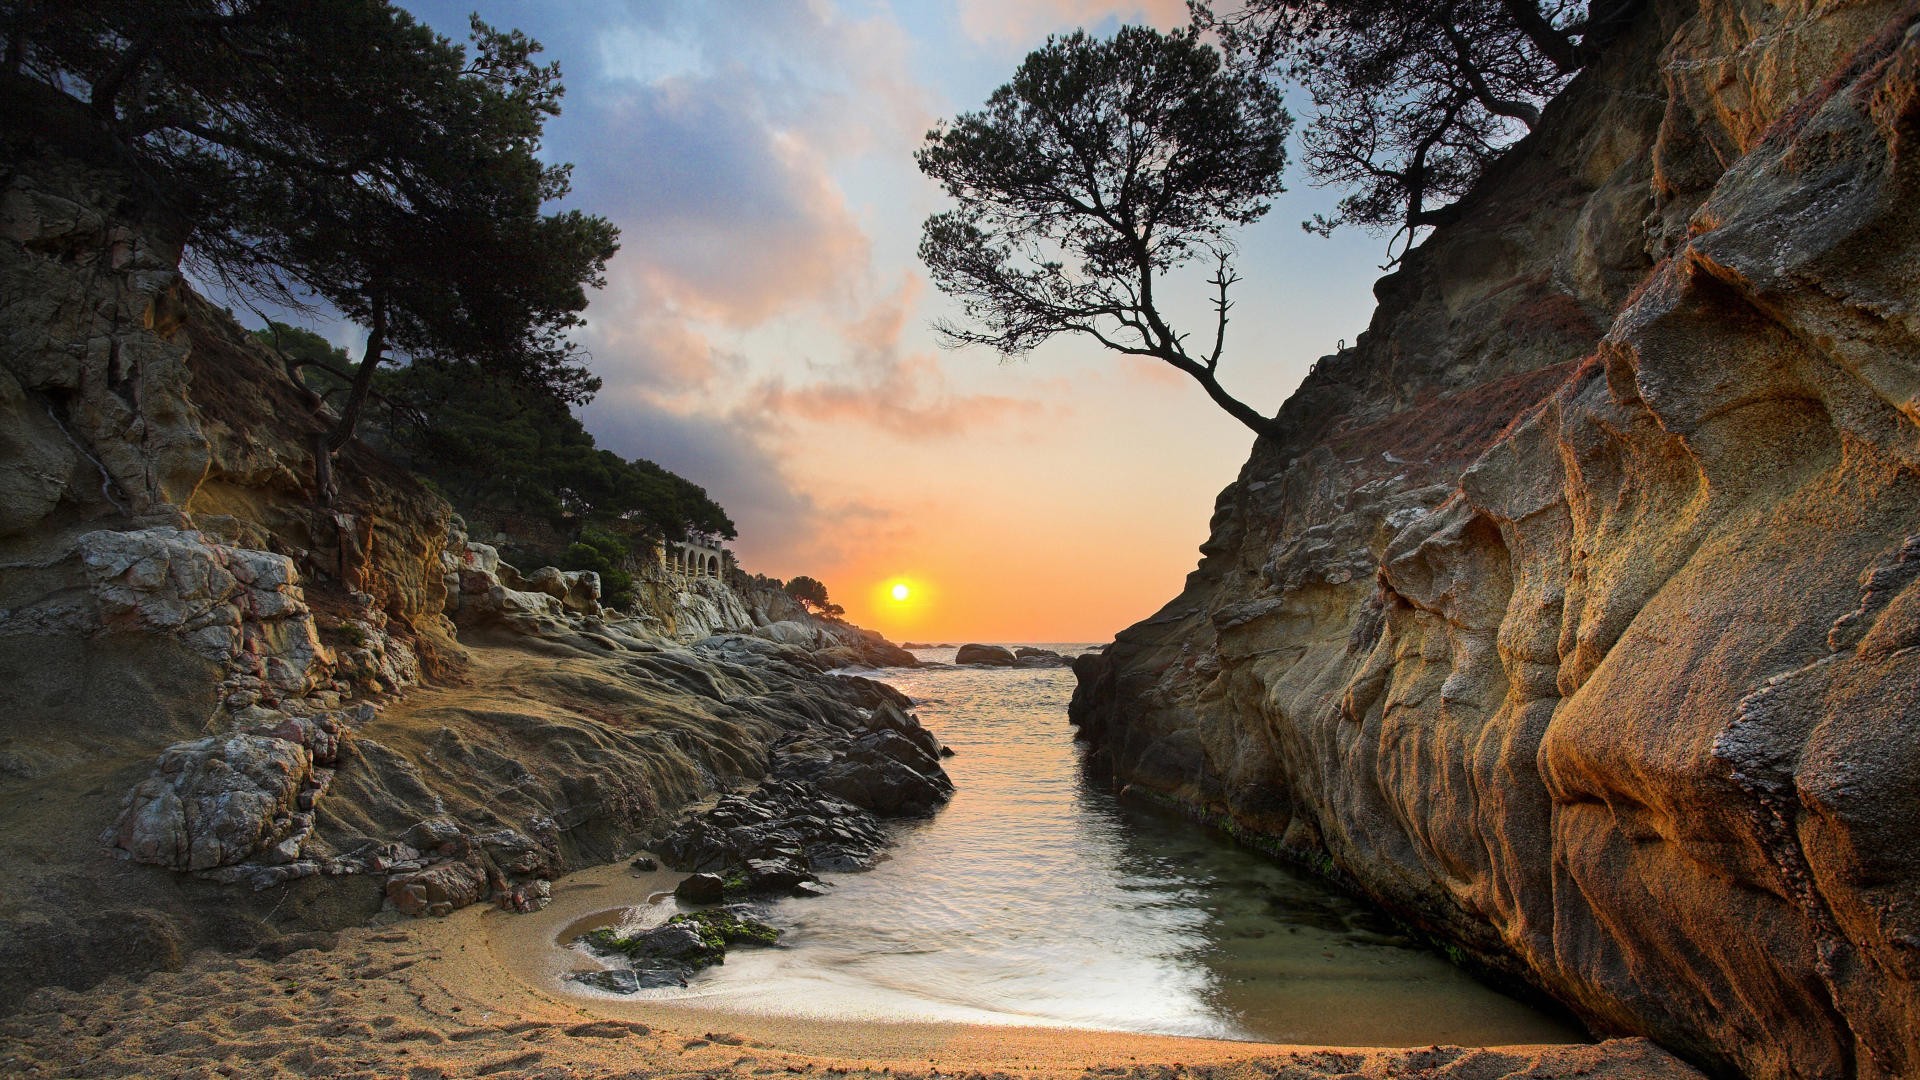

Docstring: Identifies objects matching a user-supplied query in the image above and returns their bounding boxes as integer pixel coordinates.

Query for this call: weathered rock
[1070,4,1920,1079]
[674,873,727,904]
[105,733,313,871]
[742,857,816,894]
[385,856,489,918]
[955,643,1016,666]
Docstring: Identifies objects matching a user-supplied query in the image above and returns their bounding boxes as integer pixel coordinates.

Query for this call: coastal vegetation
[10,0,621,498]
[1200,0,1635,247]
[782,575,846,618]
[916,26,1291,438]
[13,1,734,589]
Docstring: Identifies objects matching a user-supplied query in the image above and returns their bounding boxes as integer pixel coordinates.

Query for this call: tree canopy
[378,358,736,546]
[916,25,1292,438]
[783,576,843,618]
[10,0,619,497]
[1199,0,1638,252]
[253,323,737,549]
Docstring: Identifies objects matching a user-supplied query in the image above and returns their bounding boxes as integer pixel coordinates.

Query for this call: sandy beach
[0,860,1703,1080]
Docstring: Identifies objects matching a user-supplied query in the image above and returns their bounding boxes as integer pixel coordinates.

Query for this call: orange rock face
[1071,2,1920,1077]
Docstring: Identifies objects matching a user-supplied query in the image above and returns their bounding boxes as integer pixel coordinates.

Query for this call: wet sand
[0,861,1706,1080]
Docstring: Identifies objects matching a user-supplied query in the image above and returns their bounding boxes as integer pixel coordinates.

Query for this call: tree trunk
[313,293,386,504]
[312,432,337,507]
[1188,366,1283,441]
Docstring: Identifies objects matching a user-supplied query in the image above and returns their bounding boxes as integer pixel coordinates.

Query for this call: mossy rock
[668,909,780,949]
[581,921,724,968]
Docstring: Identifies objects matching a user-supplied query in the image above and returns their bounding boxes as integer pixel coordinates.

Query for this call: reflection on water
[593,646,1585,1045]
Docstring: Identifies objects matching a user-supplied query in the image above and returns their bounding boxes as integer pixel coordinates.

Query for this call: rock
[522,565,602,616]
[659,781,892,877]
[106,733,314,871]
[630,855,658,871]
[496,878,551,913]
[584,921,721,967]
[656,691,951,882]
[955,643,1016,666]
[70,528,334,693]
[573,910,781,993]
[1067,5,1920,1078]
[403,817,463,854]
[570,968,648,993]
[568,966,690,992]
[385,856,489,917]
[743,857,816,894]
[1013,647,1072,667]
[674,872,727,904]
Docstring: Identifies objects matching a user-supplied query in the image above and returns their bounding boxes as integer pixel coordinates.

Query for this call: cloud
[744,275,1058,439]
[581,385,922,573]
[952,0,1191,44]
[433,2,1060,566]
[569,83,871,331]
[748,355,1047,438]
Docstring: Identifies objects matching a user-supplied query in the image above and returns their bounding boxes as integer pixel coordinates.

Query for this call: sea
[569,644,1584,1045]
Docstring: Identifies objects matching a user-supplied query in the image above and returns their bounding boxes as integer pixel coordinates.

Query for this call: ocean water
[580,645,1585,1045]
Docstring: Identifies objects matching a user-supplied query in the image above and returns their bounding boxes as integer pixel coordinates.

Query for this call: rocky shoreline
[0,108,947,1007]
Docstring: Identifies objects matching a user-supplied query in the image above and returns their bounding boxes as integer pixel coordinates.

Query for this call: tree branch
[1441,19,1541,126]
[1205,251,1238,371]
[1498,0,1581,74]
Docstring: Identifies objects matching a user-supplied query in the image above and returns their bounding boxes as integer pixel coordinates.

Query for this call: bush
[562,527,637,609]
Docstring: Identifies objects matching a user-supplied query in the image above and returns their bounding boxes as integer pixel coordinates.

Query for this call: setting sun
[890,583,911,602]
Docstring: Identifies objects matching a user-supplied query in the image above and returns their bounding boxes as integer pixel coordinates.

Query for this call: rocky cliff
[0,92,938,1013]
[1070,1,1920,1077]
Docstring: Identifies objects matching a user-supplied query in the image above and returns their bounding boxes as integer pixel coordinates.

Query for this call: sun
[890,582,911,602]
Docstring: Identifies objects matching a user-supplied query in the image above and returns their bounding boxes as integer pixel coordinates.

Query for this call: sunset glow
[391,0,1383,643]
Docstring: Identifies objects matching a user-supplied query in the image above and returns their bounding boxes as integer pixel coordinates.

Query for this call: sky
[372,0,1388,642]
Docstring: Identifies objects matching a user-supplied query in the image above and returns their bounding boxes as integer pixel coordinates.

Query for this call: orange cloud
[749,358,1048,438]
[744,275,1058,438]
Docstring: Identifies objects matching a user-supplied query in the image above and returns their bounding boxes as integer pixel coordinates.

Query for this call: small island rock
[955,644,1017,666]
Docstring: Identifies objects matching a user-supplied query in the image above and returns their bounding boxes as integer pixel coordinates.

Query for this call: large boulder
[73,528,333,694]
[955,643,1016,666]
[106,733,314,871]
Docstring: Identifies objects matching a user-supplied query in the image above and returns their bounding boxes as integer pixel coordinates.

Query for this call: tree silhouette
[916,26,1292,439]
[1200,0,1640,258]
